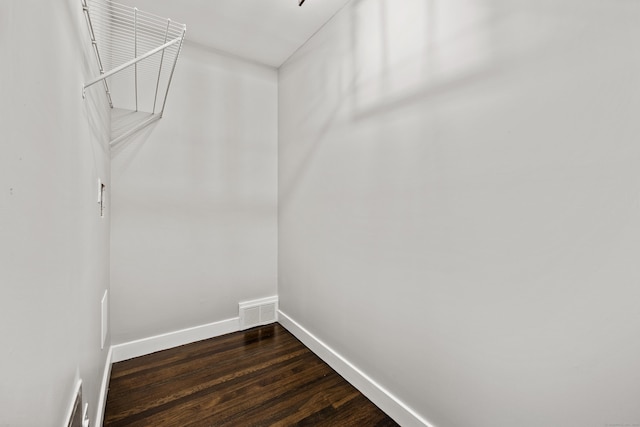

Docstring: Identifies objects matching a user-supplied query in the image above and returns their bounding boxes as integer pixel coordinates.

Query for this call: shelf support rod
[81,0,113,107]
[160,27,186,117]
[153,19,171,114]
[83,36,181,98]
[134,7,138,112]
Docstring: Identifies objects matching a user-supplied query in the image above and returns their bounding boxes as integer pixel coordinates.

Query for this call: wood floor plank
[110,352,325,427]
[104,323,399,426]
[106,348,311,425]
[182,356,333,426]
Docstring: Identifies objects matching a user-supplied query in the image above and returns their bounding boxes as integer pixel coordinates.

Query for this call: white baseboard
[277,310,434,427]
[94,346,112,427]
[63,378,82,427]
[102,313,429,426]
[111,317,240,363]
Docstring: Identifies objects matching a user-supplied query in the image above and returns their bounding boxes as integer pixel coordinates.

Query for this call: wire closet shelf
[81,0,186,146]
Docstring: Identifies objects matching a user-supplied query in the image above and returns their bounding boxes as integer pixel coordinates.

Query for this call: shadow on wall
[109,114,159,172]
[348,0,577,119]
[280,0,498,208]
[279,0,598,208]
[64,0,111,153]
[109,109,160,181]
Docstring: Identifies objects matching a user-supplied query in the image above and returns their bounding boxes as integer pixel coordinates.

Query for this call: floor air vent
[239,296,278,330]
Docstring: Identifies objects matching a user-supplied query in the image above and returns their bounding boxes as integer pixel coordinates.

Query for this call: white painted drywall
[278,0,640,426]
[0,1,111,426]
[110,42,278,344]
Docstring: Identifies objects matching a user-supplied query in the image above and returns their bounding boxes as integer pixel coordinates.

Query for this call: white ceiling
[116,0,352,68]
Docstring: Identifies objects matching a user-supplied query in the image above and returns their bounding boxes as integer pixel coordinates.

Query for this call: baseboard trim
[63,378,82,427]
[94,346,112,427]
[277,310,434,427]
[111,317,240,363]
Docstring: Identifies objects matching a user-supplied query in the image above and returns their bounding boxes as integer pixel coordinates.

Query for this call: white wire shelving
[81,0,186,147]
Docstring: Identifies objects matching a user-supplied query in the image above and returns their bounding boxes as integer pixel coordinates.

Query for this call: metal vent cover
[239,296,278,330]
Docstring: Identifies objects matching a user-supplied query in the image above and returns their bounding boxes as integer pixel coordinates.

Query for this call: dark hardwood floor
[104,323,399,426]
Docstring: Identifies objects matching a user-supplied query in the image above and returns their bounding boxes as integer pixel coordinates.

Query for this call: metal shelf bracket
[80,0,186,146]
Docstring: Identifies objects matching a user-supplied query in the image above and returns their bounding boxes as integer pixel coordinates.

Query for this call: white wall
[110,42,278,344]
[0,1,111,426]
[279,1,640,426]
